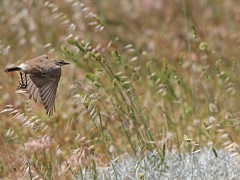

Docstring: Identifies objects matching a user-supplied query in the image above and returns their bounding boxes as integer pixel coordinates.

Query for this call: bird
[4,55,69,116]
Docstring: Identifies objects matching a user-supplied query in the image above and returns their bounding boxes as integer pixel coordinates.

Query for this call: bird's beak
[63,62,70,65]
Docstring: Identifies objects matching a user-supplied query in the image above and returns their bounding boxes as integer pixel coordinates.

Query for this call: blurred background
[1,0,240,178]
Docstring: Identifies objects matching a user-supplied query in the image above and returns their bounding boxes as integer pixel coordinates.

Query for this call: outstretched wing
[19,68,61,116]
[29,69,61,116]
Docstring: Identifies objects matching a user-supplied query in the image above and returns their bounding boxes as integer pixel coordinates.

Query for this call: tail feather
[4,67,21,72]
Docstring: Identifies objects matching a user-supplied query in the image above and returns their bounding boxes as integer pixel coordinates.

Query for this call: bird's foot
[17,72,28,89]
[17,81,27,90]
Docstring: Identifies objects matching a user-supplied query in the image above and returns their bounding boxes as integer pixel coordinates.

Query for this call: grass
[0,0,240,179]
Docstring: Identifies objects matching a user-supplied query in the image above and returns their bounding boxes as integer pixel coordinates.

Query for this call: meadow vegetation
[0,0,240,179]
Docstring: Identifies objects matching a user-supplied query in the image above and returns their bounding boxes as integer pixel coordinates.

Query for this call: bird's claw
[17,81,27,90]
[17,72,28,89]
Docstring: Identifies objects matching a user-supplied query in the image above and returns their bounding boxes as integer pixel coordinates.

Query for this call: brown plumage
[5,55,69,116]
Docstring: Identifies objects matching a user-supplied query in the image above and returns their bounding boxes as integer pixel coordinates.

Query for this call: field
[1,0,240,179]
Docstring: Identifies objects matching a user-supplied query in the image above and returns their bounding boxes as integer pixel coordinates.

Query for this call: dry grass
[1,0,240,178]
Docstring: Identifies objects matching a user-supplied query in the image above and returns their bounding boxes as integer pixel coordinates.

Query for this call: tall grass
[0,0,240,179]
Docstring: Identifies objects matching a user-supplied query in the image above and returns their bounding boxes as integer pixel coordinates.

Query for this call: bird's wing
[29,69,61,116]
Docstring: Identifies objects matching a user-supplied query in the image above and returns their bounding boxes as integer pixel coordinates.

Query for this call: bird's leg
[17,72,24,89]
[17,72,27,89]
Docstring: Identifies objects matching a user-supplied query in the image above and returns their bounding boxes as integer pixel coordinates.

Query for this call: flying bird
[4,55,69,116]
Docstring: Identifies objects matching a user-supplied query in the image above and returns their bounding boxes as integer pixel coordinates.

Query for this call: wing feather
[30,70,61,116]
[39,82,53,97]
[32,86,38,102]
[39,80,59,115]
[17,66,61,116]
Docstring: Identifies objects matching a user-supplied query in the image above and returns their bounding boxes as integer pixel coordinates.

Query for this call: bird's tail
[4,67,21,72]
